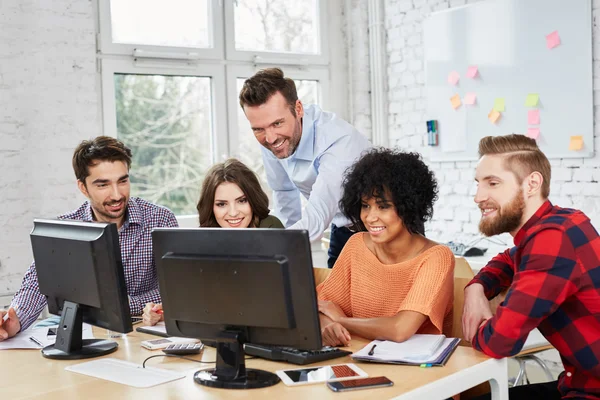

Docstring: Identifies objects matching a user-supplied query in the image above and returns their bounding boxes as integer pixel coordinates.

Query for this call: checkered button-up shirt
[468,201,600,399]
[12,197,179,331]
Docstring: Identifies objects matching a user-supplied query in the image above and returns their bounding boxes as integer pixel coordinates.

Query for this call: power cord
[142,354,215,368]
[142,354,257,368]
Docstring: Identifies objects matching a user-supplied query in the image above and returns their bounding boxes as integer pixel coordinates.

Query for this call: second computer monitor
[152,228,322,389]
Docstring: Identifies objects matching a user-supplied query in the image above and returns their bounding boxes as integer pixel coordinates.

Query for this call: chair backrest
[313,267,331,287]
[452,257,475,344]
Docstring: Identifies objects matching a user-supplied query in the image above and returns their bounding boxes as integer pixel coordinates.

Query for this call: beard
[479,189,525,236]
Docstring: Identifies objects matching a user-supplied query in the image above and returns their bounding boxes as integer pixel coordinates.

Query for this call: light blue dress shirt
[261,105,372,241]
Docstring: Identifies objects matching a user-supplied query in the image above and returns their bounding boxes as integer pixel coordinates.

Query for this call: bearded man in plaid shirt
[463,134,600,400]
[0,136,178,340]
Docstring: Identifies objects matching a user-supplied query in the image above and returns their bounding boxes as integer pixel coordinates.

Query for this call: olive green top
[258,215,284,229]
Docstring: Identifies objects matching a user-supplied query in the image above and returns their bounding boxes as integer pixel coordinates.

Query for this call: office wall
[377,0,600,244]
[0,1,100,297]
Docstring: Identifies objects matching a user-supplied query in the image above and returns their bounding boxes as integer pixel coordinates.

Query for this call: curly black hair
[339,147,438,235]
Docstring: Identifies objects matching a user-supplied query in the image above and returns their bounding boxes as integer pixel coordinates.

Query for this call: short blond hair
[478,134,551,198]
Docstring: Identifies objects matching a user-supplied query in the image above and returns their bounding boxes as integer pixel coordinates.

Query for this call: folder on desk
[352,335,461,367]
[136,322,168,337]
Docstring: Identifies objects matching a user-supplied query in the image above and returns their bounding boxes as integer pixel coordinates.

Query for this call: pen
[155,309,164,315]
[368,344,377,356]
[29,336,44,347]
[2,305,18,323]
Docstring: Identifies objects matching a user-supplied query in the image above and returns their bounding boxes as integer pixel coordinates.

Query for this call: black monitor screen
[152,228,323,389]
[30,219,132,359]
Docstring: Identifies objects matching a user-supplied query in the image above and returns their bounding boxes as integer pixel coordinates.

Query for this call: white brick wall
[346,0,372,139]
[0,1,99,296]
[378,0,600,244]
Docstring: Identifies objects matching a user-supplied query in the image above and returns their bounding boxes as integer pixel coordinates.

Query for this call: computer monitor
[152,228,322,390]
[30,219,132,360]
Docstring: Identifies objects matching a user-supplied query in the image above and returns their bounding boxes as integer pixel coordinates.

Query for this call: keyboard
[244,344,352,365]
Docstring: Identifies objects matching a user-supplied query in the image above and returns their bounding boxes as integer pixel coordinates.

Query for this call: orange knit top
[317,233,455,335]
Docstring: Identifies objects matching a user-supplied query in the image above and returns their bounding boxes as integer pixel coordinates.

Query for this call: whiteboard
[424,0,593,161]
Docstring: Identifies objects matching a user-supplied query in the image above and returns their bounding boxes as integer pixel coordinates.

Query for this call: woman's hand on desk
[318,300,346,323]
[321,322,351,347]
[142,303,163,326]
[0,307,21,341]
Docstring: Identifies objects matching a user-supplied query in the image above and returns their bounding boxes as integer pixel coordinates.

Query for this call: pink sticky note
[466,66,478,78]
[464,92,477,105]
[448,71,460,86]
[546,31,561,49]
[527,128,540,140]
[528,109,540,125]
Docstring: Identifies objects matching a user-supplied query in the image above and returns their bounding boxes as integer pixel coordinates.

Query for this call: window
[98,0,340,216]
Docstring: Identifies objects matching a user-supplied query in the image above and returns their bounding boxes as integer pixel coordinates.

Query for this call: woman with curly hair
[317,148,455,347]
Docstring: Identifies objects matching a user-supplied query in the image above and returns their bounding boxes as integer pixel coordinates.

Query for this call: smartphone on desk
[327,376,393,392]
[276,363,367,386]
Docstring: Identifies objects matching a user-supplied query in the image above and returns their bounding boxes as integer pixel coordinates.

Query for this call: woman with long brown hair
[143,158,283,325]
[196,158,283,229]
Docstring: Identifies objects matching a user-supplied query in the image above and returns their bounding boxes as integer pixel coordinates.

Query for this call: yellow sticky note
[525,93,539,107]
[488,109,501,124]
[569,136,584,151]
[450,94,461,109]
[494,98,505,112]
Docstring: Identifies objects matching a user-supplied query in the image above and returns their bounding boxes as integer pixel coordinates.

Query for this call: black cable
[142,354,216,368]
[142,354,257,368]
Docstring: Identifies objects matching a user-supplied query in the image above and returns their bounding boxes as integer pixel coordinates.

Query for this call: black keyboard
[244,344,352,365]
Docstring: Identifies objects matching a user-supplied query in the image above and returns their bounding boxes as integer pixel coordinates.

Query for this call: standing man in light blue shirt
[239,68,371,268]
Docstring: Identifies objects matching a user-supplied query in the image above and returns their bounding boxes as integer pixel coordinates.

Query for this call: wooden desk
[0,327,508,400]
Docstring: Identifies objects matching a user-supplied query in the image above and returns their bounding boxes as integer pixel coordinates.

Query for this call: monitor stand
[193,329,280,389]
[41,301,119,360]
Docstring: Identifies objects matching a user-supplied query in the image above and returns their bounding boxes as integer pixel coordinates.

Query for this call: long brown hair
[478,134,551,198]
[197,159,270,227]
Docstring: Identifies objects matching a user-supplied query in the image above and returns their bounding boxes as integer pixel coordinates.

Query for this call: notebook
[352,334,461,366]
[136,322,168,337]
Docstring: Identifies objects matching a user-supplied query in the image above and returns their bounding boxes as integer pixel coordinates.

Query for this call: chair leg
[513,357,528,386]
[527,354,555,381]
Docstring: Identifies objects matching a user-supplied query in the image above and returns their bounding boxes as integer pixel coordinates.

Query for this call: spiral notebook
[352,334,461,366]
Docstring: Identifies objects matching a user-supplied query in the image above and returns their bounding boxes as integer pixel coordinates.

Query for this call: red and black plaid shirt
[469,201,600,399]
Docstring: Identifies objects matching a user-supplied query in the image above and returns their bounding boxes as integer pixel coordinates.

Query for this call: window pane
[236,79,320,196]
[110,0,210,48]
[234,0,319,54]
[114,74,213,215]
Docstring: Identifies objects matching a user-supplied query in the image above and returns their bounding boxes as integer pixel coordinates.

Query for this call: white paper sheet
[66,358,186,388]
[0,324,94,350]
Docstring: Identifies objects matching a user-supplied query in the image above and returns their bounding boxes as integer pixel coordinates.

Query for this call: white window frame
[97,0,224,60]
[100,59,229,160]
[97,0,344,220]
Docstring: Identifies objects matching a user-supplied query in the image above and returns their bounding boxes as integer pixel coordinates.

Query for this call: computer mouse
[462,247,487,257]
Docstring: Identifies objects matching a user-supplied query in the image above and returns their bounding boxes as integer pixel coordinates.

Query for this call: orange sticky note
[527,128,540,140]
[546,31,561,50]
[488,109,501,124]
[466,66,478,78]
[528,109,540,125]
[448,71,460,86]
[450,94,462,109]
[464,92,477,105]
[569,136,584,151]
